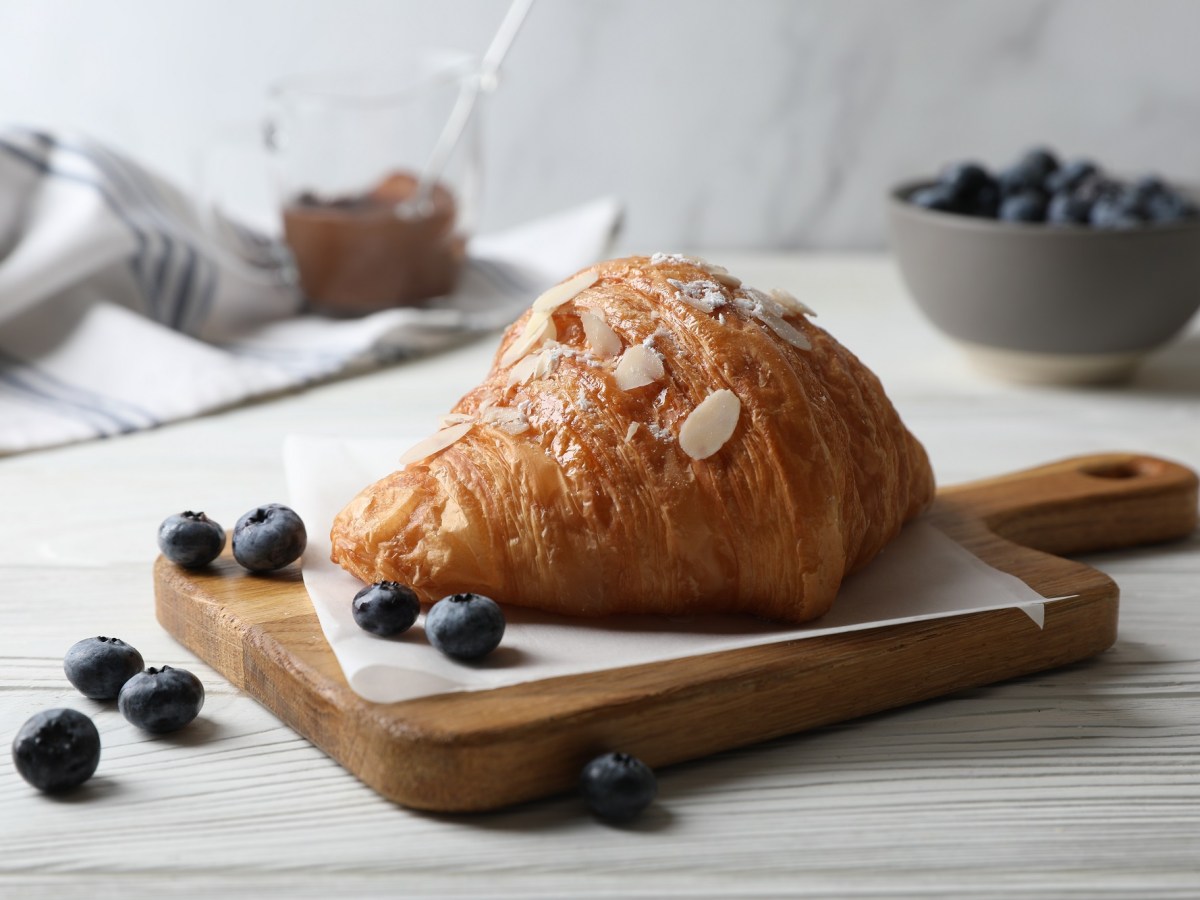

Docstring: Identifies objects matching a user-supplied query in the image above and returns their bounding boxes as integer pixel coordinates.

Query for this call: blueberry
[1146,189,1199,223]
[1046,159,1098,194]
[1120,185,1153,218]
[908,183,961,213]
[1073,174,1120,205]
[352,581,420,637]
[424,593,505,660]
[937,162,1000,217]
[967,181,1001,218]
[64,636,144,700]
[998,163,1041,197]
[997,148,1058,196]
[580,752,657,822]
[999,190,1048,223]
[232,503,307,573]
[118,665,205,733]
[1132,174,1167,202]
[1018,146,1060,181]
[1090,193,1146,229]
[12,708,101,793]
[938,161,991,198]
[1127,175,1199,222]
[1046,192,1091,226]
[158,511,225,569]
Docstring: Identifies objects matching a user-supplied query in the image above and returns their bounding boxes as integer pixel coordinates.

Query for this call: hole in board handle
[1081,459,1159,480]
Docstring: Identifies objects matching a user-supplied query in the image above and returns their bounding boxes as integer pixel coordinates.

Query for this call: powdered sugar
[651,252,705,267]
[669,278,728,314]
[651,252,741,289]
[643,326,673,350]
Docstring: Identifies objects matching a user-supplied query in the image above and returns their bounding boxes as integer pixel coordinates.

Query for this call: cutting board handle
[937,453,1198,556]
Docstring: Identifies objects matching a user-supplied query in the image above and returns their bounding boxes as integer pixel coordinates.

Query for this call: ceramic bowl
[887,180,1200,384]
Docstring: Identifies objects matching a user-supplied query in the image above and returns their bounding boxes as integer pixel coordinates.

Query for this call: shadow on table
[429,579,1190,834]
[153,714,229,748]
[41,774,127,803]
[419,643,1168,835]
[420,790,677,834]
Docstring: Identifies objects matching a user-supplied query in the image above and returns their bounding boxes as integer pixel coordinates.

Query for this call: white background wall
[1,0,1198,250]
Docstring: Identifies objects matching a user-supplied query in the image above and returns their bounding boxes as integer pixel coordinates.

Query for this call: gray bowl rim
[889,178,1200,238]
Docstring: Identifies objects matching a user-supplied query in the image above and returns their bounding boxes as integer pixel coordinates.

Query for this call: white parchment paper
[283,436,1063,704]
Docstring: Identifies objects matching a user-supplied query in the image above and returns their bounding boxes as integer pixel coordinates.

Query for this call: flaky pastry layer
[330,255,935,623]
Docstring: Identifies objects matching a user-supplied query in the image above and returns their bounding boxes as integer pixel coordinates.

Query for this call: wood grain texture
[154,452,1197,812]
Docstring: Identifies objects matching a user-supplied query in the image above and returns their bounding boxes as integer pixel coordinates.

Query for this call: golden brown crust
[330,255,935,623]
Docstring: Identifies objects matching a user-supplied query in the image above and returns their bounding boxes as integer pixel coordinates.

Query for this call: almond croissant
[330,254,935,623]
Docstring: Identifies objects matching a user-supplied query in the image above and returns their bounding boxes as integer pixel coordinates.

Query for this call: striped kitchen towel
[0,127,621,455]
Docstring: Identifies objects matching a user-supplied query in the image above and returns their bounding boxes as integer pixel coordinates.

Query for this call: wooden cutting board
[155,453,1197,813]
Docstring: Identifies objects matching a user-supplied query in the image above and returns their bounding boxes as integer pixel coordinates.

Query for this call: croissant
[330,254,935,623]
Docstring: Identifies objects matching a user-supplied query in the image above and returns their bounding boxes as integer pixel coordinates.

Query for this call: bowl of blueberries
[888,147,1200,384]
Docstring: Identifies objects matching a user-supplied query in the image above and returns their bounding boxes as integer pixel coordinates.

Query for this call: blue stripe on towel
[12,129,214,334]
[0,370,123,434]
[0,376,107,437]
[54,136,162,298]
[90,140,213,335]
[187,260,219,335]
[169,249,197,331]
[0,135,158,318]
[59,137,180,325]
[0,374,108,432]
[0,348,159,429]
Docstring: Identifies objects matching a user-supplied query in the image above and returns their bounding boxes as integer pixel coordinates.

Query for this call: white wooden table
[2,255,1197,899]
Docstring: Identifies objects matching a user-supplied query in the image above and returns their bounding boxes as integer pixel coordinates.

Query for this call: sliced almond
[500,313,557,367]
[506,351,542,386]
[700,261,740,287]
[506,346,559,386]
[531,269,599,315]
[736,287,813,351]
[759,310,812,351]
[500,270,597,369]
[614,344,666,391]
[769,287,816,317]
[625,422,640,441]
[481,406,531,435]
[579,311,622,358]
[535,350,559,378]
[679,390,741,460]
[399,422,473,466]
[438,412,476,427]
